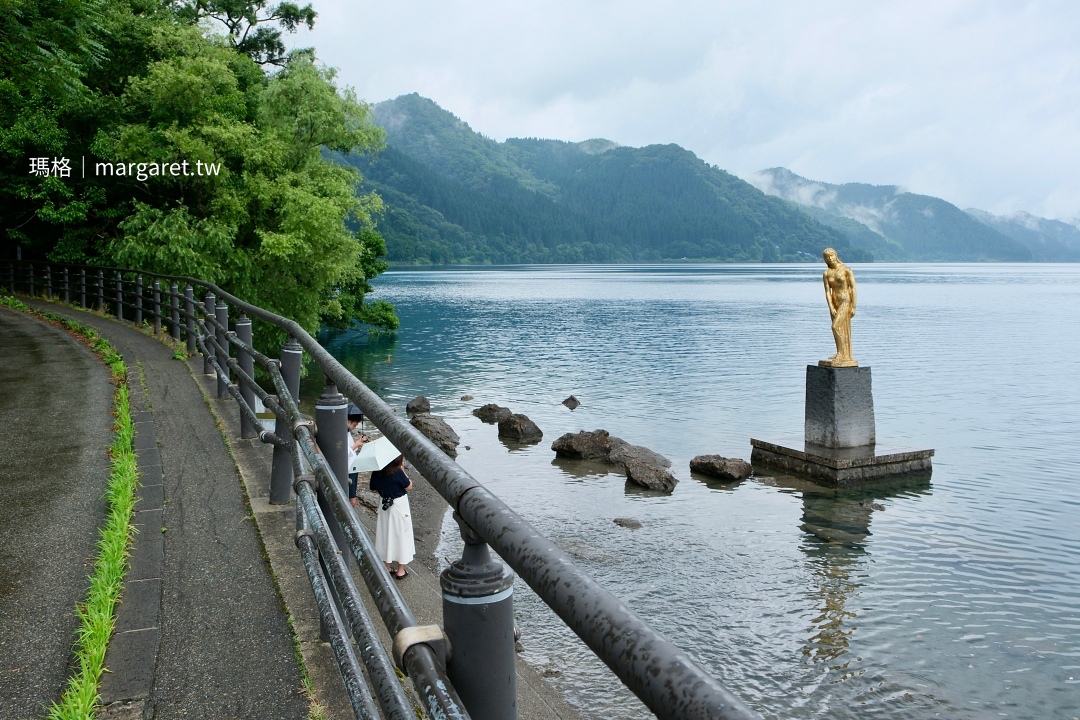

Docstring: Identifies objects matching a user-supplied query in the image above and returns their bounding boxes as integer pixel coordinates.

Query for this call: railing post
[170,282,181,341]
[79,269,86,308]
[236,313,257,439]
[152,279,161,334]
[114,271,123,320]
[202,291,215,375]
[45,264,53,299]
[441,516,517,720]
[184,285,196,353]
[96,269,104,311]
[314,377,350,641]
[269,337,302,505]
[215,298,230,399]
[134,274,143,326]
[27,264,34,297]
[7,261,14,294]
[62,267,69,303]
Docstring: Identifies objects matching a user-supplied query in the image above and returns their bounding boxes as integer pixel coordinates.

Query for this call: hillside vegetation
[752,168,1080,262]
[343,94,860,264]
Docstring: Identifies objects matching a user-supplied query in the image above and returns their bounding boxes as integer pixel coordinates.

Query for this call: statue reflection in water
[760,473,932,676]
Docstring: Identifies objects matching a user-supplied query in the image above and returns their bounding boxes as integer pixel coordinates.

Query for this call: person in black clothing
[369,455,415,578]
[346,403,367,508]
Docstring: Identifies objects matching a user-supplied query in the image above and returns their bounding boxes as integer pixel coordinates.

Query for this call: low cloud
[296,0,1080,219]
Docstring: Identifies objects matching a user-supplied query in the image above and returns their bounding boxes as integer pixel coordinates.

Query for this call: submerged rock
[689,455,753,481]
[473,403,512,424]
[406,396,431,415]
[562,395,580,410]
[498,413,543,441]
[613,517,643,529]
[410,413,460,459]
[624,459,678,492]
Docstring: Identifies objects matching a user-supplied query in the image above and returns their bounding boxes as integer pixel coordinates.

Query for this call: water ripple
[347,265,1080,720]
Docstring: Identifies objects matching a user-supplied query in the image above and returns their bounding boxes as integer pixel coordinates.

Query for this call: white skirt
[375,495,415,565]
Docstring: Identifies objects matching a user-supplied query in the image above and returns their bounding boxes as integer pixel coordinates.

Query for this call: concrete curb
[98,365,165,718]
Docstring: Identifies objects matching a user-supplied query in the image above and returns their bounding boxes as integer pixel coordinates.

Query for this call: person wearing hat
[346,403,367,508]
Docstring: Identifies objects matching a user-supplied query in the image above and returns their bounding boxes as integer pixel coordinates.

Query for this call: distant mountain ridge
[964,209,1080,262]
[343,94,855,264]
[752,168,1080,261]
[341,94,1078,264]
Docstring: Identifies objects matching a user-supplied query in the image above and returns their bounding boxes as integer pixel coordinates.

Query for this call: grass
[1,294,139,719]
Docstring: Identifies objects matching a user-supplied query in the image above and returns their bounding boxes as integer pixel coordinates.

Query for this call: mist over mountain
[341,94,855,264]
[751,168,1080,262]
[340,94,1075,264]
[964,209,1080,262]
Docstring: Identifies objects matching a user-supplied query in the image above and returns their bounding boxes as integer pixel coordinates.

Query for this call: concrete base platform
[750,438,933,486]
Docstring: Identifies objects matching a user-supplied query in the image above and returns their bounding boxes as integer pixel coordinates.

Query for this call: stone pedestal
[749,439,933,486]
[750,363,933,487]
[805,365,875,448]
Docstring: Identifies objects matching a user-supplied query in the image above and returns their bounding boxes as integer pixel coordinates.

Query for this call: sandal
[394,568,409,579]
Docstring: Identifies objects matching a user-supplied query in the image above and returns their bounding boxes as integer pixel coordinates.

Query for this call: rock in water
[498,413,543,441]
[460,395,474,401]
[406,396,431,415]
[609,439,672,469]
[613,517,643,529]
[689,455,753,481]
[551,429,614,460]
[624,459,678,492]
[473,403,512,424]
[562,395,580,410]
[410,413,460,459]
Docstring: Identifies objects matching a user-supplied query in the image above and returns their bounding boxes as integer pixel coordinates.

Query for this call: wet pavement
[0,308,114,719]
[13,301,308,720]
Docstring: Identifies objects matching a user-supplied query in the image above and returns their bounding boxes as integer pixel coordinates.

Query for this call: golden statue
[820,248,858,367]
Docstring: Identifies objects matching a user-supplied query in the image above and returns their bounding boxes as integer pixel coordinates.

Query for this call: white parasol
[349,436,400,473]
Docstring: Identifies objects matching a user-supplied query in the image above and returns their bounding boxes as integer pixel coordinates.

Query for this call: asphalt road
[0,308,115,719]
[14,302,308,720]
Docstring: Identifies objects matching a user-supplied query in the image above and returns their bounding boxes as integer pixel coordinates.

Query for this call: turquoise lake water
[308,264,1080,719]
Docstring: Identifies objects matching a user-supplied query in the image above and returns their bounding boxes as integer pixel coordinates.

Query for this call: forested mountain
[965,210,1080,261]
[341,94,859,264]
[751,168,1041,262]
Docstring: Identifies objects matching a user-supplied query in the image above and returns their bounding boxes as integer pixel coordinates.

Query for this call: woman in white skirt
[369,455,415,579]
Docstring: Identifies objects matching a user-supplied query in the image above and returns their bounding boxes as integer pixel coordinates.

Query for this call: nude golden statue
[820,247,858,367]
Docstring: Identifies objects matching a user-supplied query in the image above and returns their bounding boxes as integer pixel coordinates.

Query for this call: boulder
[613,517,643,529]
[410,413,460,459]
[608,439,671,470]
[406,396,431,415]
[624,459,678,493]
[551,429,615,460]
[562,395,580,410]
[498,413,543,441]
[473,403,512,424]
[689,455,753,481]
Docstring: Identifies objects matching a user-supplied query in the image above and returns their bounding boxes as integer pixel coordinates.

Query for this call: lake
[310,264,1080,719]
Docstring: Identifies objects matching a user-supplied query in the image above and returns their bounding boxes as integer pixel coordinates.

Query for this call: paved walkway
[6,298,584,720]
[0,308,115,719]
[17,301,308,720]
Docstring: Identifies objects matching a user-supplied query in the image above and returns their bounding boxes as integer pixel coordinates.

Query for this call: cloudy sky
[290,0,1080,221]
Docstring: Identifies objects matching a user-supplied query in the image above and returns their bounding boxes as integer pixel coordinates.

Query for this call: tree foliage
[1,0,396,333]
[173,0,317,66]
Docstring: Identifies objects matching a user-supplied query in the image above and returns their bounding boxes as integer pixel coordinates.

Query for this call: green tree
[173,0,317,66]
[1,0,397,333]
